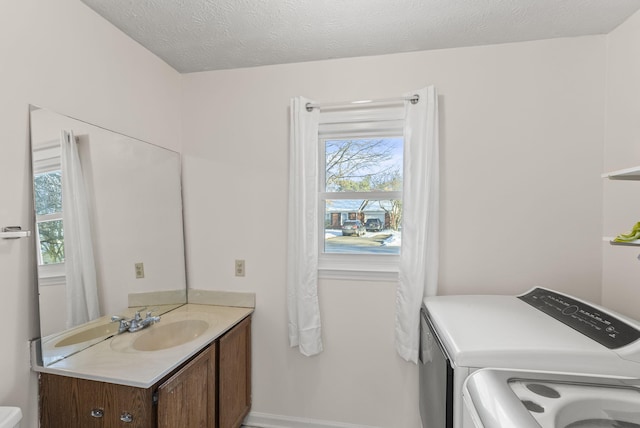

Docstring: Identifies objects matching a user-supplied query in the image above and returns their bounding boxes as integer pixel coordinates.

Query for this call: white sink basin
[132,319,210,351]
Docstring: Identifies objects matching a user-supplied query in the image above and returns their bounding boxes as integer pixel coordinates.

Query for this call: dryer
[419,287,640,428]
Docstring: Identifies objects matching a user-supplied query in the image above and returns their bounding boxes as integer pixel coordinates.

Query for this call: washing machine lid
[423,288,640,377]
[463,369,542,428]
[463,369,640,428]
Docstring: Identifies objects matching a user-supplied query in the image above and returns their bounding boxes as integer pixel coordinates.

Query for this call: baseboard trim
[243,412,381,428]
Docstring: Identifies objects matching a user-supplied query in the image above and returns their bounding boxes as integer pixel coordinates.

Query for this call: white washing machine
[419,287,640,428]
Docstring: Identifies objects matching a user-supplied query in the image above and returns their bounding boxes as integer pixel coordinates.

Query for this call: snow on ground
[324,229,401,247]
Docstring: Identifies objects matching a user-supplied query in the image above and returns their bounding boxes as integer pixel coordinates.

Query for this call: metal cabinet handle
[90,409,104,418]
[120,412,133,423]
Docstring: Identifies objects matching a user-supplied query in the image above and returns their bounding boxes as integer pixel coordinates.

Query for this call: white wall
[0,1,181,426]
[181,36,606,427]
[602,10,640,319]
[0,2,617,426]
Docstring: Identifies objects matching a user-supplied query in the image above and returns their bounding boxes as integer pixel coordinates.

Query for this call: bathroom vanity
[27,107,255,427]
[35,304,252,428]
[27,108,254,427]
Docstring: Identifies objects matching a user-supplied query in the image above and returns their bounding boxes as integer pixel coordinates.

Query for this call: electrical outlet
[135,262,145,279]
[235,259,245,277]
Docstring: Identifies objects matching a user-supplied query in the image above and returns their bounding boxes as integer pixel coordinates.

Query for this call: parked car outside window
[364,218,383,232]
[342,220,366,236]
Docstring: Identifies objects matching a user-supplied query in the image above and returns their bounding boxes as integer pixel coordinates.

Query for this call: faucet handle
[144,307,161,325]
[111,316,130,333]
[132,306,149,321]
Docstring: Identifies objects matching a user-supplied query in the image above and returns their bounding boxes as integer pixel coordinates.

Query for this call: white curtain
[286,97,323,356]
[60,130,100,328]
[396,86,439,363]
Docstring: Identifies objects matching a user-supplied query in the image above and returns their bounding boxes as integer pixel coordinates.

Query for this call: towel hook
[1,226,32,240]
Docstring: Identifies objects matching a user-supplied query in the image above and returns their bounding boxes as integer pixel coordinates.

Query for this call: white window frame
[317,105,405,281]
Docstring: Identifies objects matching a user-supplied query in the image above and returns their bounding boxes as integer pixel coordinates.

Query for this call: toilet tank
[0,407,22,428]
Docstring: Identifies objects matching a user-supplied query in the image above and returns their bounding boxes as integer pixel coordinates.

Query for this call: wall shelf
[602,237,640,246]
[609,239,640,247]
[602,167,640,245]
[602,166,640,180]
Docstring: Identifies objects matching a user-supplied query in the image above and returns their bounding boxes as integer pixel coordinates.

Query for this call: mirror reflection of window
[34,170,65,265]
[32,138,66,284]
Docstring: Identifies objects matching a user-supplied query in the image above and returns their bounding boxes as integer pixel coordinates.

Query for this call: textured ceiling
[80,0,640,73]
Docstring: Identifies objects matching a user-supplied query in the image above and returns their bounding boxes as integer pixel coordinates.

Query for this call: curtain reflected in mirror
[60,129,100,327]
[30,106,187,366]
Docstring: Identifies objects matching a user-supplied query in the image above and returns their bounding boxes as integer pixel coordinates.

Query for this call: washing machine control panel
[519,288,640,349]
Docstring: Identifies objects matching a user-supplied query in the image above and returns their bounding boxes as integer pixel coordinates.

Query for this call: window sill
[319,268,398,282]
[318,254,399,282]
[38,274,66,287]
[38,263,66,286]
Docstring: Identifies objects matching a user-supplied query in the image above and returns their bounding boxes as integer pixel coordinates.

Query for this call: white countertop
[33,304,253,388]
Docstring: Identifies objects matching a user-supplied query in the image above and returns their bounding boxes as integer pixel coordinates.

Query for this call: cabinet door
[157,343,216,428]
[218,316,252,428]
[39,373,153,428]
[40,374,80,427]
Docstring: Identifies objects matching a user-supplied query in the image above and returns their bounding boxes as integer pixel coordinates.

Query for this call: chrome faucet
[111,309,161,334]
[128,310,161,332]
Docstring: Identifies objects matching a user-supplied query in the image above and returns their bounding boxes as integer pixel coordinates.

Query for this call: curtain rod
[306,94,419,112]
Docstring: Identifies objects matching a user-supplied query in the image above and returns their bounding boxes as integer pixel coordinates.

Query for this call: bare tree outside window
[34,171,65,264]
[325,139,402,194]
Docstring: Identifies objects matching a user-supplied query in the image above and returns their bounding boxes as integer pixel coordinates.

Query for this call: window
[321,137,403,255]
[317,106,405,278]
[288,88,437,359]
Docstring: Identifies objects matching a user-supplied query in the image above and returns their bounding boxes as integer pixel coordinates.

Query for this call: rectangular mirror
[29,106,187,366]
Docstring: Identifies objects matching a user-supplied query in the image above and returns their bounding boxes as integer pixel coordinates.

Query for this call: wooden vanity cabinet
[39,314,251,428]
[218,316,251,428]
